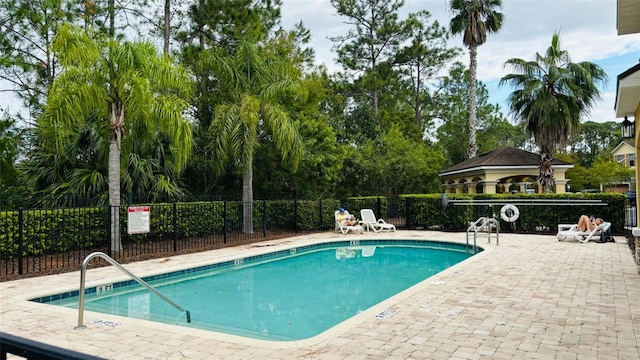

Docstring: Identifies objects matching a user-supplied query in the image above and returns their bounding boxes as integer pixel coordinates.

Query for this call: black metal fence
[1,194,631,279]
[0,197,409,279]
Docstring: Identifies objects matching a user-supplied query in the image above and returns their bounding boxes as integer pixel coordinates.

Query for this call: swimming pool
[34,240,478,341]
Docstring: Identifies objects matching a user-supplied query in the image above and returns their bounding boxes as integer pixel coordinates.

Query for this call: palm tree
[204,40,303,234]
[40,24,193,251]
[500,32,607,192]
[449,0,503,159]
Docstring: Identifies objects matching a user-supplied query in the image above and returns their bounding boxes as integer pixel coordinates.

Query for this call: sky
[279,0,640,124]
[2,0,638,125]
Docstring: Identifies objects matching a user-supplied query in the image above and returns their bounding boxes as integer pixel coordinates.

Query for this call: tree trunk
[108,101,124,252]
[372,54,378,116]
[467,44,478,159]
[108,0,115,37]
[372,88,379,116]
[163,0,170,55]
[414,62,421,126]
[242,159,254,234]
[537,151,555,193]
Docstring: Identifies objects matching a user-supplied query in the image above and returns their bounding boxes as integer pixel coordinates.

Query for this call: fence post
[405,198,412,229]
[172,203,177,252]
[18,207,23,275]
[223,200,227,244]
[319,199,323,230]
[294,197,298,234]
[262,200,267,238]
[106,206,112,257]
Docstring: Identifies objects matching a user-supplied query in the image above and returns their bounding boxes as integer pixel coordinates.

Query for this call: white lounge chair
[557,222,611,243]
[335,211,363,235]
[360,209,396,232]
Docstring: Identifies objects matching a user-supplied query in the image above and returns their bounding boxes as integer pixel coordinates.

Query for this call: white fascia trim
[439,164,574,177]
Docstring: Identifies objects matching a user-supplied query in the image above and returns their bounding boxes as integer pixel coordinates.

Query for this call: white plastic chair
[360,209,396,232]
[335,211,363,235]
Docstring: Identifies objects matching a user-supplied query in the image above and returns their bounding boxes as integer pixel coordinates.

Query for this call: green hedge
[0,199,343,258]
[0,193,629,258]
[400,193,627,233]
[0,208,106,258]
[124,202,234,243]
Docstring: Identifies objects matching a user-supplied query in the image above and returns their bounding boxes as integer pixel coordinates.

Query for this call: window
[630,153,635,167]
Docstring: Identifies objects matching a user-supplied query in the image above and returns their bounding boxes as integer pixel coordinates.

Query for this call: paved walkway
[1,231,639,359]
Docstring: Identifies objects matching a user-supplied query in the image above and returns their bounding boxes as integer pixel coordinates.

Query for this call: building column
[634,113,639,273]
[443,183,454,194]
[482,181,498,194]
[555,179,569,194]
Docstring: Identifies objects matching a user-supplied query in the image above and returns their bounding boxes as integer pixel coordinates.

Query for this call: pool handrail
[75,252,191,329]
[466,216,500,252]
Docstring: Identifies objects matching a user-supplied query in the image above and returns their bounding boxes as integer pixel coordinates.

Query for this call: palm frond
[500,31,607,191]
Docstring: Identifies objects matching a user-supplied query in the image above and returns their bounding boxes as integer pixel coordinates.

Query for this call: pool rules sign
[127,206,150,234]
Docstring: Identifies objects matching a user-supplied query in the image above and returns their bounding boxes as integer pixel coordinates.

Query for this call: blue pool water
[36,240,476,341]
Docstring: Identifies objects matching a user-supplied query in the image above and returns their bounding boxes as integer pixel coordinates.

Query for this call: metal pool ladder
[466,216,500,253]
[75,252,191,330]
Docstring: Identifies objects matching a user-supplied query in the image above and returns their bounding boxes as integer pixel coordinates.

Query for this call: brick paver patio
[1,230,639,359]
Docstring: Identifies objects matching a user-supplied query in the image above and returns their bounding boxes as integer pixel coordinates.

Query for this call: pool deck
[1,230,639,359]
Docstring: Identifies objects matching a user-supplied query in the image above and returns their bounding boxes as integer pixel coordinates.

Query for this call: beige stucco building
[612,139,636,168]
[616,62,640,202]
[611,139,636,192]
[615,0,640,211]
[438,147,573,195]
[616,0,640,271]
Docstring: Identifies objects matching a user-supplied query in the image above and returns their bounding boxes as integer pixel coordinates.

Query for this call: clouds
[2,0,638,124]
[281,0,640,123]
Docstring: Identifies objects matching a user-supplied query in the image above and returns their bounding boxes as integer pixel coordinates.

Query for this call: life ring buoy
[500,204,520,222]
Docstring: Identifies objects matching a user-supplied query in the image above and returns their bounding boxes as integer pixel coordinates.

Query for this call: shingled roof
[439,147,572,176]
